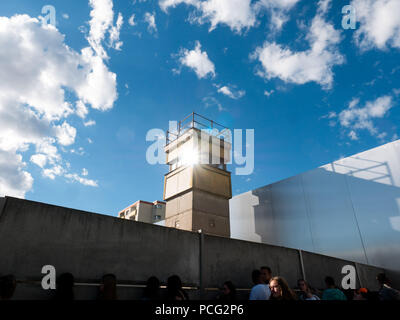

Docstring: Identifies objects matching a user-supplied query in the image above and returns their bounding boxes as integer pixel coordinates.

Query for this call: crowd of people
[244,267,400,301]
[0,268,399,301]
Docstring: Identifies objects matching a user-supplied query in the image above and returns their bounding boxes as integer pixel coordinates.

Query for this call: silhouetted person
[53,273,74,300]
[217,281,236,301]
[353,288,369,300]
[98,274,117,300]
[166,275,189,301]
[0,275,16,300]
[269,276,297,300]
[322,276,347,300]
[249,269,270,300]
[376,273,400,301]
[260,266,272,285]
[297,279,320,300]
[142,276,161,301]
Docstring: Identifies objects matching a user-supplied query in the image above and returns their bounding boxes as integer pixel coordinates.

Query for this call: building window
[155,204,162,209]
[154,215,162,221]
[175,220,180,228]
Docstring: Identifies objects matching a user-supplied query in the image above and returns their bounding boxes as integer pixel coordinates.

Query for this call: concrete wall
[0,197,387,299]
[230,139,400,284]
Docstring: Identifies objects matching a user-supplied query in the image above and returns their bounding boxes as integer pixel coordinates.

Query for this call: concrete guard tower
[163,113,232,237]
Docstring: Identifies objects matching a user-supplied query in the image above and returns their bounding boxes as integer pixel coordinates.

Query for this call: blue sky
[0,0,399,216]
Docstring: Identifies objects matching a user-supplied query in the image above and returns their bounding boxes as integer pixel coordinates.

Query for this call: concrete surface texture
[0,196,390,299]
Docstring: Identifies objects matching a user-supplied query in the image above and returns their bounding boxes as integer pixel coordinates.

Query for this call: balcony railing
[166,112,231,146]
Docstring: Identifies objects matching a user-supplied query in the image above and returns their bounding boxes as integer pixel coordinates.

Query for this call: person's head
[269,276,296,300]
[55,273,74,300]
[251,270,262,285]
[167,275,182,291]
[222,281,236,298]
[0,275,17,300]
[260,267,272,284]
[376,273,389,286]
[100,274,117,300]
[297,279,310,293]
[144,276,160,299]
[353,288,368,300]
[325,276,336,288]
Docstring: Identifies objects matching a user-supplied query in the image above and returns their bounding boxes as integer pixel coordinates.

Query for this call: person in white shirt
[249,269,271,300]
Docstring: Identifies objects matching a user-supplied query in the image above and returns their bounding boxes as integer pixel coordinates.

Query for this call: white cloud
[217,85,245,99]
[0,150,33,198]
[254,0,300,30]
[160,0,299,33]
[56,122,77,146]
[338,95,394,139]
[264,89,274,97]
[84,120,96,127]
[252,0,343,89]
[30,154,48,168]
[82,168,89,176]
[0,4,119,197]
[62,13,70,20]
[87,0,124,57]
[351,0,400,50]
[128,14,136,26]
[176,41,215,79]
[144,12,157,33]
[65,173,98,187]
[348,130,358,141]
[76,100,89,119]
[43,165,64,180]
[203,96,225,112]
[109,12,124,50]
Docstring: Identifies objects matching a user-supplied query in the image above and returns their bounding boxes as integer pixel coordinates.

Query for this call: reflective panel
[230,140,400,272]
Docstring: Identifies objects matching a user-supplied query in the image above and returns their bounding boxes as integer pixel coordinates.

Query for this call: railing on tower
[166,112,231,146]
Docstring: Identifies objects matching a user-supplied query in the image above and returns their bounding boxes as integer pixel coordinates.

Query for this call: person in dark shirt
[53,273,74,300]
[142,276,161,301]
[376,273,400,301]
[0,275,16,300]
[217,281,236,301]
[166,275,189,301]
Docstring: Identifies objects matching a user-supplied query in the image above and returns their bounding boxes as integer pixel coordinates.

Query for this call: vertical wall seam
[199,232,204,299]
[354,262,363,288]
[344,174,369,265]
[0,197,8,222]
[298,249,306,282]
[299,175,317,252]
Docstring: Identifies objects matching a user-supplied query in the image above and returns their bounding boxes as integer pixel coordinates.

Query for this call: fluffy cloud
[351,0,400,50]
[56,122,77,146]
[144,12,157,33]
[0,1,120,197]
[160,0,299,33]
[337,95,394,140]
[251,0,344,89]
[87,0,124,56]
[254,0,300,30]
[176,41,215,79]
[0,150,33,198]
[217,85,245,99]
